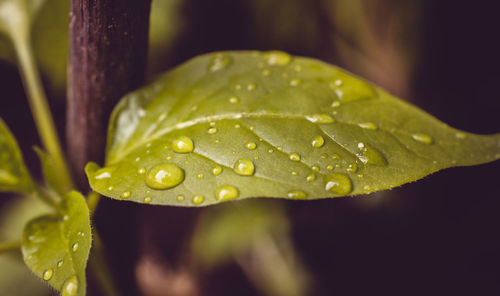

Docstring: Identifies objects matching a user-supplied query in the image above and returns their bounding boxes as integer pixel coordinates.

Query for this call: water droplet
[212,166,222,176]
[331,101,341,108]
[321,153,328,159]
[334,79,343,86]
[121,191,131,199]
[43,269,53,281]
[358,122,378,130]
[192,195,205,205]
[234,159,255,176]
[289,153,301,162]
[347,164,358,173]
[57,260,63,268]
[138,168,146,174]
[172,136,194,153]
[249,126,255,131]
[287,190,307,199]
[324,173,352,196]
[209,53,231,72]
[215,185,240,202]
[264,51,292,66]
[412,133,433,144]
[78,231,85,237]
[254,156,259,160]
[146,163,185,190]
[363,185,371,191]
[311,135,325,148]
[144,197,152,203]
[167,156,172,160]
[62,275,78,296]
[210,122,216,127]
[291,171,298,176]
[312,165,320,172]
[455,132,466,139]
[235,84,242,90]
[177,195,185,201]
[208,127,217,134]
[306,114,335,124]
[357,143,387,166]
[247,83,256,91]
[268,149,274,153]
[229,96,239,104]
[262,69,271,76]
[72,243,79,252]
[326,165,334,171]
[197,173,204,179]
[331,153,341,160]
[290,79,301,86]
[95,169,112,180]
[306,174,316,182]
[234,124,241,128]
[277,146,283,151]
[245,142,257,150]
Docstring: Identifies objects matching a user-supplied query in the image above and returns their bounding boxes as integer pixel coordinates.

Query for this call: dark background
[1,1,500,295]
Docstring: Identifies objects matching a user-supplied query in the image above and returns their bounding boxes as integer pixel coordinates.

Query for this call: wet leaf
[86,51,500,206]
[0,118,34,194]
[21,191,91,296]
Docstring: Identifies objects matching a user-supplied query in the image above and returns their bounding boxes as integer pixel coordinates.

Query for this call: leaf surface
[86,51,500,206]
[21,191,91,296]
[0,118,34,193]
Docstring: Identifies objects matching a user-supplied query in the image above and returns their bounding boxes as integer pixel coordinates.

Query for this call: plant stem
[87,191,101,214]
[89,230,120,296]
[11,33,74,192]
[0,241,21,253]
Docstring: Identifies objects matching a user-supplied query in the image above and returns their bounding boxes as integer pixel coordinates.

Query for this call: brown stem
[67,0,152,189]
[68,1,152,295]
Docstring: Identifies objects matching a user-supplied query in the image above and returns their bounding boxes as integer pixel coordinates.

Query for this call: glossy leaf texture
[86,51,500,206]
[0,118,34,193]
[21,192,91,296]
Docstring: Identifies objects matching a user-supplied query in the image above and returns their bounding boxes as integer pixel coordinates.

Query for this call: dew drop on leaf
[358,122,378,130]
[192,195,205,205]
[177,195,185,201]
[347,164,358,173]
[245,142,257,150]
[287,190,307,199]
[71,243,79,253]
[233,158,255,176]
[412,133,433,144]
[289,153,301,162]
[264,51,292,66]
[324,173,352,196]
[43,269,53,281]
[94,169,112,180]
[57,260,63,268]
[146,163,185,190]
[121,191,131,199]
[209,53,231,72]
[306,114,335,124]
[312,165,320,172]
[229,96,239,104]
[212,166,223,176]
[62,275,79,296]
[144,197,152,203]
[172,136,194,153]
[138,168,146,174]
[215,185,240,202]
[306,173,316,182]
[311,135,325,148]
[357,143,388,166]
[247,83,256,91]
[326,165,334,171]
[207,127,217,134]
[290,79,301,86]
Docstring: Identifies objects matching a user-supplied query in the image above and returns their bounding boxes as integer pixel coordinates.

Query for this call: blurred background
[1,0,500,295]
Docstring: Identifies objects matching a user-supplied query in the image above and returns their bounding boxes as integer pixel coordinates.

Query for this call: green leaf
[86,51,500,206]
[21,191,91,296]
[0,118,34,193]
[34,147,72,195]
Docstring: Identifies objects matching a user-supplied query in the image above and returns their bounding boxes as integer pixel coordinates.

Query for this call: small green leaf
[0,118,34,193]
[86,51,500,206]
[34,147,71,195]
[21,191,91,296]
